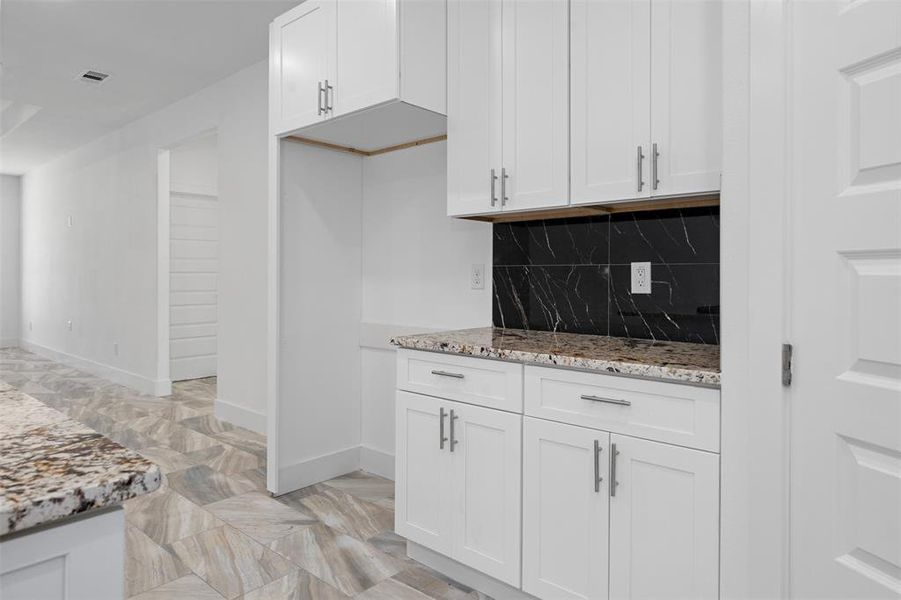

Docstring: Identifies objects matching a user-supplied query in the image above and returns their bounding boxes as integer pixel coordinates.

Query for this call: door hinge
[782,343,793,387]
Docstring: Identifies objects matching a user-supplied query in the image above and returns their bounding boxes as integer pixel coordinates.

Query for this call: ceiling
[0,0,298,175]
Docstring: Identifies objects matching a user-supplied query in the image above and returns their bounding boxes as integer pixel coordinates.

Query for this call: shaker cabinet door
[270,0,336,135]
[522,417,610,600]
[447,0,503,217]
[608,434,719,600]
[395,391,453,555]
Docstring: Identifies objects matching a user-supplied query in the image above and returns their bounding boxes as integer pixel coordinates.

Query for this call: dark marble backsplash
[493,207,720,344]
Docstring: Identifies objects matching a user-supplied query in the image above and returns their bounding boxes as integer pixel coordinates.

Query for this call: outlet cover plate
[631,262,651,294]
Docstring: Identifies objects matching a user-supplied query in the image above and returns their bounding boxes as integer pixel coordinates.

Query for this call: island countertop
[0,382,161,536]
[391,327,721,387]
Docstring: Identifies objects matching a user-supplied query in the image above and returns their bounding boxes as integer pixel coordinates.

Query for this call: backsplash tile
[493,207,720,344]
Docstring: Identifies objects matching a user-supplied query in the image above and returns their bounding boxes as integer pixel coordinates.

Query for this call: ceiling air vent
[79,70,109,84]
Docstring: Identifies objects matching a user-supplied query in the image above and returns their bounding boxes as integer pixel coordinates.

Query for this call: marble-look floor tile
[128,574,224,600]
[180,415,266,457]
[125,487,223,545]
[239,569,348,600]
[153,402,208,421]
[126,524,191,597]
[392,566,491,600]
[138,446,199,474]
[167,525,294,600]
[206,492,317,545]
[269,523,402,596]
[366,531,413,563]
[167,465,258,506]
[130,416,221,453]
[185,444,261,474]
[321,471,394,509]
[355,578,433,600]
[279,485,394,541]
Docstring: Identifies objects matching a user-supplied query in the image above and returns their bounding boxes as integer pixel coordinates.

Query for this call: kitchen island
[0,381,160,599]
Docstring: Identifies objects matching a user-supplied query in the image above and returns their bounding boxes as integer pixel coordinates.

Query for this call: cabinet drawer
[397,350,523,413]
[524,366,719,452]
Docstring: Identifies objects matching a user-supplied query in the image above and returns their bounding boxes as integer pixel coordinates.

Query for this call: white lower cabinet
[522,418,610,600]
[395,390,522,587]
[396,351,720,600]
[608,434,719,600]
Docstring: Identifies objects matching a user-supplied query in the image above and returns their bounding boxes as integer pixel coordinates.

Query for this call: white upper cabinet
[572,0,722,206]
[571,0,651,204]
[447,0,568,216]
[649,0,722,197]
[270,0,336,134]
[270,0,447,148]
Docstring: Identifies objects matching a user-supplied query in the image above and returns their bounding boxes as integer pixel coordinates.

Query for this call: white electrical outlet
[471,264,485,290]
[631,262,652,294]
[67,320,73,331]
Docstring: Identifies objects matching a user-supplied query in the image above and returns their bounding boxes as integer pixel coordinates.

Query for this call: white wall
[0,175,21,347]
[276,141,363,490]
[20,61,268,415]
[359,141,492,474]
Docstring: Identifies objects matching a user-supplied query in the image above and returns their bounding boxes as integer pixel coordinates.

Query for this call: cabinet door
[395,391,453,555]
[270,0,336,135]
[609,434,719,600]
[649,0,721,197]
[501,0,569,211]
[334,0,398,118]
[522,418,609,600]
[446,0,503,216]
[571,0,651,205]
[450,402,522,587]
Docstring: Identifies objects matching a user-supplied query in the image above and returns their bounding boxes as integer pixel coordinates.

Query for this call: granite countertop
[0,382,161,536]
[391,327,721,386]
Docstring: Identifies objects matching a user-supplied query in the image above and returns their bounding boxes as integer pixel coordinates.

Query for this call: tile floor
[0,347,489,600]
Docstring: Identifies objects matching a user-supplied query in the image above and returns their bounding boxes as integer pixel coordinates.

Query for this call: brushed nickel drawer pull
[431,370,465,379]
[581,394,631,407]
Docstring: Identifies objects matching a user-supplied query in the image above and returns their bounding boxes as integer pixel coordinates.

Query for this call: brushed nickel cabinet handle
[610,442,620,497]
[317,81,325,115]
[439,407,448,450]
[490,168,498,207]
[449,409,459,452]
[594,439,603,493]
[501,167,509,206]
[431,370,464,379]
[581,394,631,407]
[325,79,333,112]
[637,146,645,192]
[652,142,660,190]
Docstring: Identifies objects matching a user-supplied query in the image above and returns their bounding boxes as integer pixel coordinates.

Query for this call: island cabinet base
[0,507,125,600]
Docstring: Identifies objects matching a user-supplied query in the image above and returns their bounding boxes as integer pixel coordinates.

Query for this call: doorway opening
[162,131,220,385]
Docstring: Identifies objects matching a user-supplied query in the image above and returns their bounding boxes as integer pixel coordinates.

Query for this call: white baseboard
[0,338,18,349]
[215,397,266,434]
[360,445,395,480]
[19,340,169,396]
[275,446,361,495]
[407,543,537,600]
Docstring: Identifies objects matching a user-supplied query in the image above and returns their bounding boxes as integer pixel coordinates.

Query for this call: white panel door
[446,0,503,216]
[571,0,651,205]
[522,418,609,600]
[334,0,398,118]
[790,1,901,598]
[395,391,453,555]
[501,0,569,211]
[609,435,719,600]
[450,401,522,587]
[170,191,218,381]
[271,0,336,134]
[648,0,721,198]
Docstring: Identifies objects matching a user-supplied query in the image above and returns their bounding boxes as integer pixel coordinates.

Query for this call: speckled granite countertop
[391,327,721,387]
[0,383,161,536]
